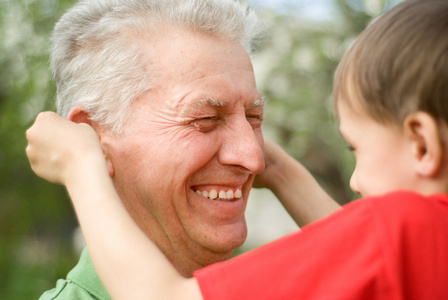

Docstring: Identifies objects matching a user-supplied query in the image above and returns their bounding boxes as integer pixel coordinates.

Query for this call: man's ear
[404,112,442,177]
[67,106,92,125]
[67,107,115,177]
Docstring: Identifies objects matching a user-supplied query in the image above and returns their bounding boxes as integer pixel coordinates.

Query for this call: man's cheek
[256,130,265,149]
[174,129,220,153]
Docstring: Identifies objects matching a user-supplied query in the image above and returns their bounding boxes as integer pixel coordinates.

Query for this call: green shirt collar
[67,248,111,300]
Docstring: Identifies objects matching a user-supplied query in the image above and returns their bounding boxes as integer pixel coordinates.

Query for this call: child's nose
[349,172,361,196]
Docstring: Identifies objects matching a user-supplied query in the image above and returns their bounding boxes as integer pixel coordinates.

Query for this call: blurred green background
[0,0,401,298]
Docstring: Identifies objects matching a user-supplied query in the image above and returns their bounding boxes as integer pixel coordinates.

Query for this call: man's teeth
[196,188,242,200]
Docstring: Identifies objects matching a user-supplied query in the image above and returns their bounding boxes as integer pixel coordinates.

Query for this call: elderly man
[40,0,266,298]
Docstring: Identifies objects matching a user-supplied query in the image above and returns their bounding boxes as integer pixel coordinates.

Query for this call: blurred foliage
[253,0,402,203]
[0,0,401,298]
[0,0,79,298]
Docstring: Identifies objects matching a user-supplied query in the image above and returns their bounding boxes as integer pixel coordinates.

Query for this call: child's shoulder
[364,191,448,291]
[361,190,448,234]
[367,190,448,214]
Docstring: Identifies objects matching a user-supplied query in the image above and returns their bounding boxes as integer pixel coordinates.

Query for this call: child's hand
[253,139,339,226]
[26,112,104,185]
[252,139,283,190]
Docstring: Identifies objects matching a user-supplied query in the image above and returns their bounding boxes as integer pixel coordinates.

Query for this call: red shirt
[195,191,448,299]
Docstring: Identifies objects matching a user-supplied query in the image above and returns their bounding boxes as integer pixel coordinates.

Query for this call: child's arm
[26,112,203,300]
[254,140,341,227]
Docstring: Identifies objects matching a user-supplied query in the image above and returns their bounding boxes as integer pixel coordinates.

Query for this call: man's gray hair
[51,0,265,134]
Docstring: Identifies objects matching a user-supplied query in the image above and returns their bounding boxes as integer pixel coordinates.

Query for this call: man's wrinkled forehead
[179,96,265,114]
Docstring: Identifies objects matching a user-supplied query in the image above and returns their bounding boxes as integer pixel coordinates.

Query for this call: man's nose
[218,118,265,174]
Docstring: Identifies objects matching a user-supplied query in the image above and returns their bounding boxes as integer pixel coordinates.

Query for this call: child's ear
[67,107,115,177]
[404,112,442,177]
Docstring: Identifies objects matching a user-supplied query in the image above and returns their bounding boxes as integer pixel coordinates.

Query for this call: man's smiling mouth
[194,188,242,201]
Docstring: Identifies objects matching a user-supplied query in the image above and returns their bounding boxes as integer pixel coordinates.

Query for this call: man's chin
[197,221,247,254]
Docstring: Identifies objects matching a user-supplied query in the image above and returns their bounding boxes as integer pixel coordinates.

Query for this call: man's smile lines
[195,188,242,201]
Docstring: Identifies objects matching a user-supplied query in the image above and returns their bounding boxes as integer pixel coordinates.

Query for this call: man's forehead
[178,96,265,113]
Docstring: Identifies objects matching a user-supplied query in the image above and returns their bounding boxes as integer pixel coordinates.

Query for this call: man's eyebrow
[180,96,266,113]
[249,96,266,108]
[195,97,227,108]
[179,98,226,114]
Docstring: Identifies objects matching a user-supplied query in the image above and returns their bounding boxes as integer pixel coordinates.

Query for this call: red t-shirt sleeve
[194,191,448,300]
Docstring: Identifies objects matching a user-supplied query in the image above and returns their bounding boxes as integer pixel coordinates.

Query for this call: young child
[26,0,448,299]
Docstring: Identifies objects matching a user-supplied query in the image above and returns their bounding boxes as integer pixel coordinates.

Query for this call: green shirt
[39,248,111,300]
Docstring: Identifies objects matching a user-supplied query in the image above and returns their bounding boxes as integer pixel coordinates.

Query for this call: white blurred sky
[247,0,404,20]
[248,0,339,20]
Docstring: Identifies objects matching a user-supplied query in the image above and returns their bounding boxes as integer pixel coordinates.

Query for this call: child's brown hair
[333,0,448,126]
